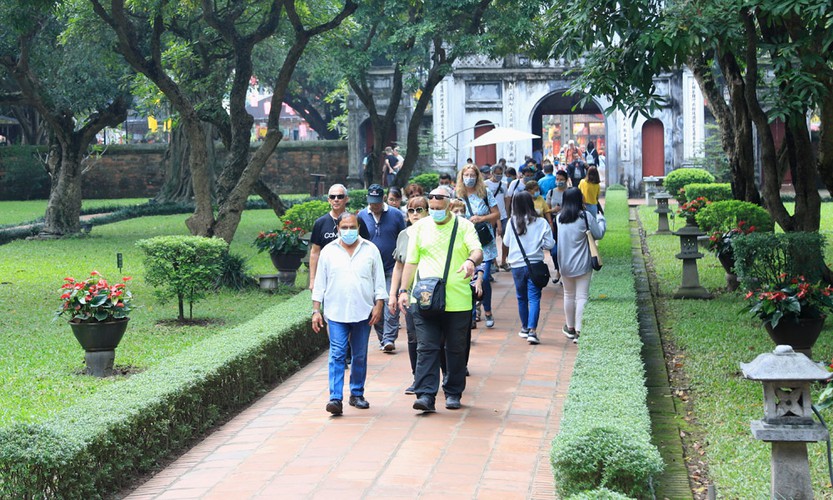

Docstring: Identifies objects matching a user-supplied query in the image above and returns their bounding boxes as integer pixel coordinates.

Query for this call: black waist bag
[413,218,458,317]
[463,196,494,245]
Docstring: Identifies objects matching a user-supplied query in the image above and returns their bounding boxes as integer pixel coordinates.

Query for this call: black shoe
[445,395,462,410]
[349,395,370,409]
[413,395,436,412]
[404,384,416,395]
[326,399,343,415]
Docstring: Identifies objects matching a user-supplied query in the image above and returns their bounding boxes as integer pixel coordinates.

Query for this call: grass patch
[0,199,149,227]
[638,204,833,498]
[0,208,300,427]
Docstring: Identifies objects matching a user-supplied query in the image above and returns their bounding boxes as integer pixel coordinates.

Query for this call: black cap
[367,184,384,203]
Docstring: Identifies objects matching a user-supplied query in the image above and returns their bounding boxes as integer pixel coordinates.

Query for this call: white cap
[568,140,575,145]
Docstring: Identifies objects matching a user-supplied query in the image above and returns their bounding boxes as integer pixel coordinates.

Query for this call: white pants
[562,271,592,332]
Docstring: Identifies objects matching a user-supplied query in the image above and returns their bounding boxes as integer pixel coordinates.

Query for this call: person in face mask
[396,188,483,413]
[312,212,387,416]
[485,165,508,244]
[537,162,557,198]
[545,170,571,284]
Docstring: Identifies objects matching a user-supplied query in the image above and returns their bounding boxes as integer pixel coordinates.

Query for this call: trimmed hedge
[683,183,732,203]
[663,168,714,202]
[566,487,635,499]
[695,200,774,234]
[550,191,663,498]
[732,232,827,290]
[281,200,330,233]
[0,292,327,498]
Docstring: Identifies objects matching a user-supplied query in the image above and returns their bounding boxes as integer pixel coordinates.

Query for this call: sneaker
[485,314,495,328]
[518,328,529,338]
[527,331,540,344]
[404,384,416,395]
[562,324,577,340]
[383,342,395,353]
[573,331,580,344]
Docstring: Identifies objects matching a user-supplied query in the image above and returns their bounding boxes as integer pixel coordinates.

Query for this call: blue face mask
[429,208,448,223]
[492,175,502,182]
[463,178,476,188]
[556,181,567,188]
[340,228,359,245]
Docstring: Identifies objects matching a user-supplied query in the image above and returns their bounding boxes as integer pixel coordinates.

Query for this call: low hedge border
[550,191,663,498]
[0,292,326,498]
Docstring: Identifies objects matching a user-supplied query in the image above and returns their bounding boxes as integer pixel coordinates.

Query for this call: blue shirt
[358,205,406,274]
[538,173,556,197]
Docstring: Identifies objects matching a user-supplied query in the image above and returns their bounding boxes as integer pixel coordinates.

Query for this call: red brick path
[126,269,575,499]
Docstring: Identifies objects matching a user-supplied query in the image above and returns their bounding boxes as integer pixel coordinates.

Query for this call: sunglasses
[407,207,426,214]
[328,194,346,200]
[427,194,448,200]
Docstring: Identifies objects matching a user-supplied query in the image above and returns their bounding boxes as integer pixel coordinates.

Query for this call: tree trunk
[155,122,218,204]
[42,140,83,236]
[252,179,286,217]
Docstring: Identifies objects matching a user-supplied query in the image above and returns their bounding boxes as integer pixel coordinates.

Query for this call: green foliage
[663,168,714,203]
[683,183,732,203]
[0,147,50,200]
[216,252,256,291]
[347,189,368,212]
[732,232,827,290]
[695,200,774,234]
[606,184,627,191]
[253,221,308,255]
[281,200,330,233]
[551,191,663,498]
[0,293,327,499]
[136,236,228,320]
[409,173,440,193]
[566,488,635,500]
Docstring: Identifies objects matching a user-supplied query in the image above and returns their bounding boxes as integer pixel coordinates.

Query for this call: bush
[566,486,637,499]
[347,189,368,212]
[663,168,714,202]
[550,190,663,498]
[216,251,256,290]
[0,293,327,499]
[0,146,50,200]
[695,200,774,234]
[683,183,732,203]
[606,184,627,191]
[732,232,827,290]
[281,200,329,233]
[409,173,440,193]
[136,236,229,320]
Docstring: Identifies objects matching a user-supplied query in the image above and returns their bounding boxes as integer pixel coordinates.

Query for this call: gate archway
[641,119,664,177]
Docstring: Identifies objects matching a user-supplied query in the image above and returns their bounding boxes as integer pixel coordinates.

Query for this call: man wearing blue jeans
[312,212,387,415]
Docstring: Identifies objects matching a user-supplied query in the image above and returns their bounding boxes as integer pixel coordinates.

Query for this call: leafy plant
[280,200,329,233]
[707,220,758,263]
[696,200,774,234]
[253,220,308,255]
[663,168,714,203]
[136,235,228,320]
[683,183,732,203]
[347,189,368,212]
[216,252,256,291]
[677,196,710,223]
[55,271,133,322]
[742,275,833,328]
[732,232,826,290]
[408,173,440,193]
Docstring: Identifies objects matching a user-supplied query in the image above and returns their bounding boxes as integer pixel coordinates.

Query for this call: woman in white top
[499,192,555,345]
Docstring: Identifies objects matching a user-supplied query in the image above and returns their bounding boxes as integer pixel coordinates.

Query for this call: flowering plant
[677,196,710,222]
[707,220,758,259]
[56,271,133,322]
[742,274,833,328]
[253,219,308,254]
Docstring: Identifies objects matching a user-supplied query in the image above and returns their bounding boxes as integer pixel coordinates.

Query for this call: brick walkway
[126,268,575,499]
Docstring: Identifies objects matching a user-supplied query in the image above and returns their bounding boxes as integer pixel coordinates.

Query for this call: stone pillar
[654,192,673,234]
[771,442,813,499]
[643,176,659,206]
[672,220,711,299]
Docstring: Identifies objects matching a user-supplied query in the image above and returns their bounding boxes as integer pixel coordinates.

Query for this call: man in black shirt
[309,184,370,290]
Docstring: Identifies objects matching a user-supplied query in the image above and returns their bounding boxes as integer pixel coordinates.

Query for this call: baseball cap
[479,165,491,175]
[367,184,384,203]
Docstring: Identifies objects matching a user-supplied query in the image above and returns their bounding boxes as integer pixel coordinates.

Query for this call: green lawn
[639,203,833,498]
[0,207,296,427]
[0,198,150,226]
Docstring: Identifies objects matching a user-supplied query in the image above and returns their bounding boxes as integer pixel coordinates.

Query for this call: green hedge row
[550,191,663,498]
[0,292,326,498]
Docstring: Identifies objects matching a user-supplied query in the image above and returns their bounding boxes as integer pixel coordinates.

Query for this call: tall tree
[0,0,130,235]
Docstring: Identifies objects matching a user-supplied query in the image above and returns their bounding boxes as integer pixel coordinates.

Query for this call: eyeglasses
[328,194,346,200]
[407,207,426,214]
[427,194,448,200]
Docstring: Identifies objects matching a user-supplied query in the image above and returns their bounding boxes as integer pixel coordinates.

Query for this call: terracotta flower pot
[764,316,826,358]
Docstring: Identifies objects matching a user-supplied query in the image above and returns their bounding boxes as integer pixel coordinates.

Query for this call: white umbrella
[465,127,540,148]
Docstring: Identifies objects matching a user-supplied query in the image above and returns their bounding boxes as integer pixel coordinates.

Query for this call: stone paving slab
[125,269,574,499]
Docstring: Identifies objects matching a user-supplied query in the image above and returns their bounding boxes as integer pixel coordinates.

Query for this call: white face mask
[463,178,476,188]
[340,228,359,244]
[429,208,448,222]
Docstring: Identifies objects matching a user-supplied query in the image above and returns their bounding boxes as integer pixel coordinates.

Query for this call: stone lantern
[672,219,711,299]
[643,176,659,206]
[741,345,833,500]
[653,192,673,235]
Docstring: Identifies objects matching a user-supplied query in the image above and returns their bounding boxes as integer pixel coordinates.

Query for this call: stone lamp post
[672,218,711,299]
[643,176,659,206]
[741,345,833,500]
[654,192,673,235]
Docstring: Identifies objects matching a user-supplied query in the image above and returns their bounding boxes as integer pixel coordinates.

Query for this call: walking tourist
[578,167,602,217]
[546,170,570,283]
[555,188,606,344]
[584,140,599,167]
[538,162,557,198]
[382,146,399,187]
[500,192,554,344]
[397,188,483,412]
[312,212,387,415]
[386,186,405,214]
[438,173,455,197]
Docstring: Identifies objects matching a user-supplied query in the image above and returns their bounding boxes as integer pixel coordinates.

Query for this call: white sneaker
[562,324,577,340]
[527,331,540,344]
[572,331,580,344]
[518,328,529,338]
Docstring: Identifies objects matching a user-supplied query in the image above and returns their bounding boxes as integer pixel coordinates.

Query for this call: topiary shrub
[732,232,827,290]
[695,200,774,234]
[347,189,368,212]
[281,200,329,233]
[683,183,732,203]
[136,236,228,320]
[663,168,714,203]
[409,173,439,193]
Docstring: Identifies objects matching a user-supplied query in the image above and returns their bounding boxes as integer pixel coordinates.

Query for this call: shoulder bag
[582,211,603,271]
[463,195,495,245]
[412,217,458,316]
[511,219,550,289]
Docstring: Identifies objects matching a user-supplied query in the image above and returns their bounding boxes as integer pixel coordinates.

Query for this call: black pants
[412,309,470,400]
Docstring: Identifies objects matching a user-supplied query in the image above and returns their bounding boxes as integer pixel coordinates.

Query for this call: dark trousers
[412,309,470,400]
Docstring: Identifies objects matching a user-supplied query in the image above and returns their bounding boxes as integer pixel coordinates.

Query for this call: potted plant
[254,219,309,284]
[707,220,758,291]
[56,271,134,376]
[676,196,710,226]
[742,274,833,355]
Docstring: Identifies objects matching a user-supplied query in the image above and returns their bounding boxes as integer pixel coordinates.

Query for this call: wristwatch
[398,289,409,295]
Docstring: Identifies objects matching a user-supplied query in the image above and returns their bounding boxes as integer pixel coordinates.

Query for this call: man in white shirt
[312,212,387,415]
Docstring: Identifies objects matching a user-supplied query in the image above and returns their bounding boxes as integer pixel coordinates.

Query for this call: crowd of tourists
[311,147,606,416]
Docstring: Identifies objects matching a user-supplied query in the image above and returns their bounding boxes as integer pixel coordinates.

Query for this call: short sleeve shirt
[406,216,482,312]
